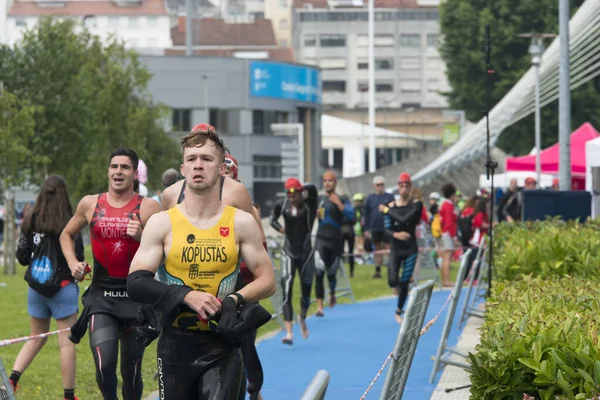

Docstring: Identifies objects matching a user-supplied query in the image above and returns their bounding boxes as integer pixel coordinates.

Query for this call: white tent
[585,137,600,218]
[479,171,555,189]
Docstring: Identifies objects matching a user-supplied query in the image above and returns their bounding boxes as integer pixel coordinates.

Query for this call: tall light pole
[518,33,556,187]
[558,0,571,191]
[185,0,194,56]
[367,0,376,172]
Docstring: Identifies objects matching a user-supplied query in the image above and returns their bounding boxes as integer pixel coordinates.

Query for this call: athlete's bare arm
[234,210,276,303]
[128,212,222,319]
[60,195,95,278]
[160,179,184,211]
[128,212,171,274]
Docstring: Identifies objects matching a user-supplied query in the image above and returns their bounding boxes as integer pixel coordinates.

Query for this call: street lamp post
[518,33,556,187]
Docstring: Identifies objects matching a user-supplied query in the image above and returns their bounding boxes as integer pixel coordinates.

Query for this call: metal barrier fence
[413,225,441,288]
[380,280,435,400]
[299,370,331,400]
[458,243,488,328]
[0,359,15,400]
[429,249,473,383]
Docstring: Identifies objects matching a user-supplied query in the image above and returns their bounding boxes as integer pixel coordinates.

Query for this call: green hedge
[468,276,600,400]
[493,218,600,281]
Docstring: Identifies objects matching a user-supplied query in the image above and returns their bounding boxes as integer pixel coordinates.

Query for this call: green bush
[469,276,600,400]
[494,218,600,281]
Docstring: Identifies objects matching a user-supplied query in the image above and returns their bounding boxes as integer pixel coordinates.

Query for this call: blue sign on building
[250,61,321,104]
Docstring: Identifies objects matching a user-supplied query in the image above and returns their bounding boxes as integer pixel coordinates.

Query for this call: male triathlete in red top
[60,148,162,400]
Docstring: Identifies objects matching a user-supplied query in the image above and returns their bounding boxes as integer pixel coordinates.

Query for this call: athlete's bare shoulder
[144,210,172,238]
[75,194,99,216]
[140,196,163,224]
[233,207,258,237]
[161,179,184,210]
[223,177,252,212]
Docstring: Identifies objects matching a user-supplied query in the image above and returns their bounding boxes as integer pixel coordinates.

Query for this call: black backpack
[457,213,474,247]
[24,234,63,298]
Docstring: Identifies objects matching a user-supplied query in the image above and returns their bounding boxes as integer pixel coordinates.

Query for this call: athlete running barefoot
[60,148,163,400]
[314,171,354,316]
[380,173,423,324]
[127,128,276,400]
[270,178,318,344]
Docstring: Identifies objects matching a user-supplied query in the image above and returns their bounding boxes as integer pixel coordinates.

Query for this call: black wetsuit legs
[314,239,343,300]
[88,313,145,400]
[281,250,314,320]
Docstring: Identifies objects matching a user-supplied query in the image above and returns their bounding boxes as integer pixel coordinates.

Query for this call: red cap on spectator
[398,172,412,184]
[285,178,303,192]
[525,177,537,185]
[552,177,559,185]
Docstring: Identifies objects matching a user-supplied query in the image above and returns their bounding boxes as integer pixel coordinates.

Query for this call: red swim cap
[398,172,411,184]
[285,178,303,192]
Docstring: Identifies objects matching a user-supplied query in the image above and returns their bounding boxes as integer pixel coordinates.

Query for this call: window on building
[304,34,317,47]
[357,59,368,69]
[400,57,421,70]
[320,34,346,47]
[332,149,343,170]
[279,19,288,29]
[357,34,394,47]
[83,16,97,28]
[376,83,393,92]
[357,82,369,92]
[320,58,347,70]
[172,109,191,132]
[279,0,287,7]
[15,18,26,27]
[400,34,421,47]
[375,58,394,70]
[323,81,346,92]
[253,155,282,179]
[108,16,119,28]
[401,81,421,93]
[427,34,439,47]
[280,39,288,47]
[147,16,158,27]
[128,17,139,28]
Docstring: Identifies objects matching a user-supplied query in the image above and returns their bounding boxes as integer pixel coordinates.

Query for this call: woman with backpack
[12,176,84,400]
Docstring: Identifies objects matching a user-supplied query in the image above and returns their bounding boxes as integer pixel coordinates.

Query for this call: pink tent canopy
[505,122,600,176]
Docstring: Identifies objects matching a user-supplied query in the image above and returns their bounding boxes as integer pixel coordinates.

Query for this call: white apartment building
[3,0,172,53]
[264,0,292,47]
[292,0,451,110]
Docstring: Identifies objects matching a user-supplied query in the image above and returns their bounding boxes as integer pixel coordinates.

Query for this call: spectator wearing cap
[551,178,559,190]
[524,177,537,190]
[439,183,459,287]
[363,175,394,278]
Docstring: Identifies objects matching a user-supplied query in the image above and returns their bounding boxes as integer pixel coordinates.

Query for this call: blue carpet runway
[257,289,468,400]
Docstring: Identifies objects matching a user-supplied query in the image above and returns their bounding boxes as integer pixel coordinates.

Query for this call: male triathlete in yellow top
[126,129,276,399]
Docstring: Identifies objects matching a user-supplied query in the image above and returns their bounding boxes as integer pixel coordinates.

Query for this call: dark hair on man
[109,148,139,171]
[441,183,457,199]
[22,175,74,236]
[180,125,227,162]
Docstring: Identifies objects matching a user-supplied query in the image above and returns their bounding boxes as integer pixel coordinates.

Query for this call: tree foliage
[0,18,180,201]
[0,90,47,195]
[438,0,600,156]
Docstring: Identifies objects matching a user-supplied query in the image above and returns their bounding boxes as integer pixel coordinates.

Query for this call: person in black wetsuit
[314,170,354,317]
[269,177,318,345]
[380,172,423,324]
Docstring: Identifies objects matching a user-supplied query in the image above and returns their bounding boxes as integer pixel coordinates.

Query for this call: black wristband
[228,292,246,306]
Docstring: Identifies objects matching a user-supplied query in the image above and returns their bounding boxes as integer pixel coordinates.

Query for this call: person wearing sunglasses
[314,170,354,316]
[269,177,318,344]
[379,172,423,324]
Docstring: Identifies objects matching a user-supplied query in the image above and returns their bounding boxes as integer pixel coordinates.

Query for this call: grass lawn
[0,247,458,399]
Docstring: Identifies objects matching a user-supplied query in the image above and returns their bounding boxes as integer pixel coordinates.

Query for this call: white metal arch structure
[413,0,600,183]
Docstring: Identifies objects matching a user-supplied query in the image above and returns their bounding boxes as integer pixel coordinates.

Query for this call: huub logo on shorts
[186,234,195,244]
[219,227,229,237]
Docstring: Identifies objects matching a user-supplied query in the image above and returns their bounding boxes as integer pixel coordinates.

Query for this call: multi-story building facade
[4,0,172,52]
[265,0,292,47]
[292,0,451,111]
